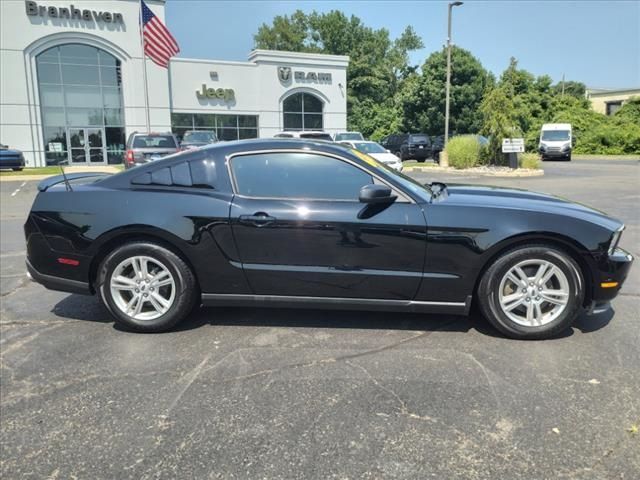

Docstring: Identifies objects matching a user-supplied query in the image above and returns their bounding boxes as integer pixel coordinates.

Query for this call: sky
[165,0,640,89]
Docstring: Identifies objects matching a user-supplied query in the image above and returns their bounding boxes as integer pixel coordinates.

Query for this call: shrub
[519,152,540,169]
[445,135,482,169]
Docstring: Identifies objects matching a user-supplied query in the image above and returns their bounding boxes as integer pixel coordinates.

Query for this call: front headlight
[608,226,624,255]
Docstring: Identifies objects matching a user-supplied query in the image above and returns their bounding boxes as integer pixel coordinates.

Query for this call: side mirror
[359,184,397,204]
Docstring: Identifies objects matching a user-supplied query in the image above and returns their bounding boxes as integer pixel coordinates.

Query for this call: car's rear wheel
[12,167,23,171]
[478,245,584,339]
[98,242,198,332]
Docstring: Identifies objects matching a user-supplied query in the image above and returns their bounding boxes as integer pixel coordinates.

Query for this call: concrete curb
[403,166,545,177]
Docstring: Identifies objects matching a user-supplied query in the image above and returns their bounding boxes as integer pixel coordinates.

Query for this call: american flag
[140,0,179,68]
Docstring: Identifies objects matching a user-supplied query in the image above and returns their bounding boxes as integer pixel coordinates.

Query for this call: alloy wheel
[498,259,570,327]
[109,255,176,321]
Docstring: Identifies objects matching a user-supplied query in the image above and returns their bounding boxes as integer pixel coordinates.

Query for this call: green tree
[254,11,423,137]
[400,46,494,136]
[552,80,586,98]
[480,86,519,164]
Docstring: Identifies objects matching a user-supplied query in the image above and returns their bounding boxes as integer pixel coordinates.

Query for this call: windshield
[132,135,177,148]
[353,142,386,154]
[349,148,433,202]
[541,130,570,141]
[335,133,364,141]
[182,131,216,144]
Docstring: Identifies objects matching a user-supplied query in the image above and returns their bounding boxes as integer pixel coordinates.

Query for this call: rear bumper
[26,258,92,295]
[406,147,430,159]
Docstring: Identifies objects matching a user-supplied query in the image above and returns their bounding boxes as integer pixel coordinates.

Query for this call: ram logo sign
[277,67,332,84]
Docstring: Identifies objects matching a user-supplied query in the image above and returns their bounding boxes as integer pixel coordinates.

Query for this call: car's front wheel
[98,242,198,332]
[478,245,584,339]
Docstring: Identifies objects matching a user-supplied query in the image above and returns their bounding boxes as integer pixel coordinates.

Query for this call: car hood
[369,152,400,164]
[443,184,622,231]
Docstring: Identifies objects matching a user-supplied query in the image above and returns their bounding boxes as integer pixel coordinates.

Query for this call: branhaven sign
[25,1,124,23]
[502,138,525,153]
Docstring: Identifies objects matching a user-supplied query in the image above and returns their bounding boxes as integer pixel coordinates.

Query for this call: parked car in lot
[25,138,633,339]
[0,143,25,171]
[339,140,403,171]
[125,132,180,169]
[381,133,432,161]
[179,130,217,151]
[274,131,333,141]
[380,133,408,157]
[539,123,573,161]
[333,132,365,142]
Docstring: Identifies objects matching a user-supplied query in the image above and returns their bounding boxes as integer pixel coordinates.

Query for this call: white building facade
[0,0,348,167]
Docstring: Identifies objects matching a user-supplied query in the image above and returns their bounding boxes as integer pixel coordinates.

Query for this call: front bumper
[540,148,570,158]
[590,247,634,305]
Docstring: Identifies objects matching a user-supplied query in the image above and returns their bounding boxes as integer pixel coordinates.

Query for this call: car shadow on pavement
[50,294,613,339]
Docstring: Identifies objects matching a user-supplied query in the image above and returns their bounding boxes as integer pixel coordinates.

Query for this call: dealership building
[0,0,349,167]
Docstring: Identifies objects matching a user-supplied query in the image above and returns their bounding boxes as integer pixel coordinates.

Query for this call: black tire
[477,245,584,340]
[97,241,199,332]
[417,158,426,163]
[434,152,440,164]
[12,167,23,171]
[395,151,403,160]
[566,154,572,161]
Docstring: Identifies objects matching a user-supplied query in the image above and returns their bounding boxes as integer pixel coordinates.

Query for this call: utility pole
[561,73,565,97]
[444,2,463,146]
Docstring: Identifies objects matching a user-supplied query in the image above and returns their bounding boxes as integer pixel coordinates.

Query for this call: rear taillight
[126,150,134,165]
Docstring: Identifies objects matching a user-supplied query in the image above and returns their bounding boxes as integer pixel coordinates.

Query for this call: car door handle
[238,212,276,226]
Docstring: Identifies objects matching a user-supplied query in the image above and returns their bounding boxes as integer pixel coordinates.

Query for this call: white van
[539,123,573,161]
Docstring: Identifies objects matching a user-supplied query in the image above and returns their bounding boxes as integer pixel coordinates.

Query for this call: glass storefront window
[37,44,126,165]
[171,113,260,142]
[283,92,324,131]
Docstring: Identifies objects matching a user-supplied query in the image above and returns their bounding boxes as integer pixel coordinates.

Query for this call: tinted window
[132,135,177,148]
[299,133,333,141]
[409,135,429,143]
[231,152,373,200]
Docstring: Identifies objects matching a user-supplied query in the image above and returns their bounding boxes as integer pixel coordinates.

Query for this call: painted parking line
[10,182,27,197]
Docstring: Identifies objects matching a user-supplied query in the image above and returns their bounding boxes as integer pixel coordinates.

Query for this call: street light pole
[444,1,463,146]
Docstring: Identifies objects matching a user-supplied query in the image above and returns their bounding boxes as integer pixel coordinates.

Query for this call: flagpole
[139,0,151,132]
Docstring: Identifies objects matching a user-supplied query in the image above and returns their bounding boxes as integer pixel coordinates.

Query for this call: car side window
[231,152,373,200]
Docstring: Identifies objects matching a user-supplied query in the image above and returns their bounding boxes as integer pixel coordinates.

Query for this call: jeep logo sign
[25,1,124,23]
[196,84,235,103]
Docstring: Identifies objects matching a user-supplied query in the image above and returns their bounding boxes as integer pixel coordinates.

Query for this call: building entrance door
[68,128,106,164]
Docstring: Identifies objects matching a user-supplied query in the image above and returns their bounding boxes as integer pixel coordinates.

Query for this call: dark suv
[400,134,431,161]
[380,134,408,157]
[381,134,432,162]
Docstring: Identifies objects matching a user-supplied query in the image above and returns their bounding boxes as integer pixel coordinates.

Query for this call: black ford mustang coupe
[25,139,632,339]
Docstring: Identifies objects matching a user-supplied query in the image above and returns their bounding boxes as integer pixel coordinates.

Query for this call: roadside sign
[502,138,525,153]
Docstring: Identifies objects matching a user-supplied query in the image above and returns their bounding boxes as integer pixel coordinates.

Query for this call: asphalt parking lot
[1,159,638,479]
